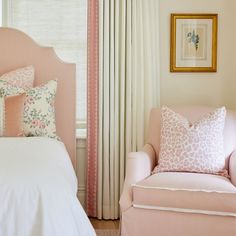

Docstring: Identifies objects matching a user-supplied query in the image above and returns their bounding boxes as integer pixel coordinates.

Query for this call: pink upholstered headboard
[0,27,76,168]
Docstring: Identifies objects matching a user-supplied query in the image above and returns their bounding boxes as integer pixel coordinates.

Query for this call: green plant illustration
[187,30,200,50]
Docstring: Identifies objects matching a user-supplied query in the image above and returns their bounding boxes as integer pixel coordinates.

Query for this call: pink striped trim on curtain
[86,0,99,217]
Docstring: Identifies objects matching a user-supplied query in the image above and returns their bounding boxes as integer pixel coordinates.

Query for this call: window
[2,0,87,128]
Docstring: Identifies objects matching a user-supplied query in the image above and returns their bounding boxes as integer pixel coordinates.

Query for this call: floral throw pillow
[0,80,24,97]
[23,80,58,139]
[0,66,34,90]
[153,106,227,176]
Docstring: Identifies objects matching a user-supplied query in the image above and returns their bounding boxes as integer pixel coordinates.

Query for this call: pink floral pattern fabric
[153,106,227,175]
[0,66,34,90]
[23,80,58,139]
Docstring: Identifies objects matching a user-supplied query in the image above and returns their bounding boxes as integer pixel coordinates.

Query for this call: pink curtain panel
[86,0,99,217]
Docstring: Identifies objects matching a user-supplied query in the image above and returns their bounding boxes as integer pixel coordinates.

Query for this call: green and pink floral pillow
[23,80,57,139]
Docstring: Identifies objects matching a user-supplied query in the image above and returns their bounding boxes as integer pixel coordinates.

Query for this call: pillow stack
[0,66,58,139]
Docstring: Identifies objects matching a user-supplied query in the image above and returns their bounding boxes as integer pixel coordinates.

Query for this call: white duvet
[0,137,96,236]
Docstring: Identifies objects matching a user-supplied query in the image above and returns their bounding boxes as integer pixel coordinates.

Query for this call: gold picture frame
[170,14,218,72]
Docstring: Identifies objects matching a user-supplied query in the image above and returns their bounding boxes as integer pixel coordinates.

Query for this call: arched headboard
[0,27,76,168]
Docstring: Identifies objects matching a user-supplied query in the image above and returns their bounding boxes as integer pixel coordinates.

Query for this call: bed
[0,28,96,236]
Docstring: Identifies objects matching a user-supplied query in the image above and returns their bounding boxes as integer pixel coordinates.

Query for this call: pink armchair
[120,107,236,236]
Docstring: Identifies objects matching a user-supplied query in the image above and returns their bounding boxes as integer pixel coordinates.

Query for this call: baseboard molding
[95,229,119,236]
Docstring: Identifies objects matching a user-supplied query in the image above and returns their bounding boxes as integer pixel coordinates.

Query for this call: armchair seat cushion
[133,172,236,217]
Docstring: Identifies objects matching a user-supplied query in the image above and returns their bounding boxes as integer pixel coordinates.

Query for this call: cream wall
[159,0,236,108]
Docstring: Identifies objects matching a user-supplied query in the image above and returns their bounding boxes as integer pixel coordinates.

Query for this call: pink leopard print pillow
[0,66,34,90]
[153,106,227,176]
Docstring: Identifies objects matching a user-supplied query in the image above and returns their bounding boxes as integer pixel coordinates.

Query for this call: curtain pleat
[94,0,160,219]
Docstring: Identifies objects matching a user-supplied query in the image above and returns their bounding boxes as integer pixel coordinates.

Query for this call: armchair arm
[119,143,156,212]
[229,151,236,187]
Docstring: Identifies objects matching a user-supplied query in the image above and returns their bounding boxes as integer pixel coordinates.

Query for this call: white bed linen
[0,137,96,236]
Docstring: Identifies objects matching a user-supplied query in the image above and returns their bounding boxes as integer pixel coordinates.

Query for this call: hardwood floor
[90,218,120,230]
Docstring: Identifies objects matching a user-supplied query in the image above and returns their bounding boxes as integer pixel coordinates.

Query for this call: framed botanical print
[170,14,218,72]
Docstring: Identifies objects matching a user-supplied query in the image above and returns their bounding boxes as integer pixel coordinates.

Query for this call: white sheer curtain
[98,0,160,219]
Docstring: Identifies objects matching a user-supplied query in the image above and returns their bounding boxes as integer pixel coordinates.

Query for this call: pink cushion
[0,66,34,90]
[153,106,227,175]
[0,94,26,137]
[133,172,236,216]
